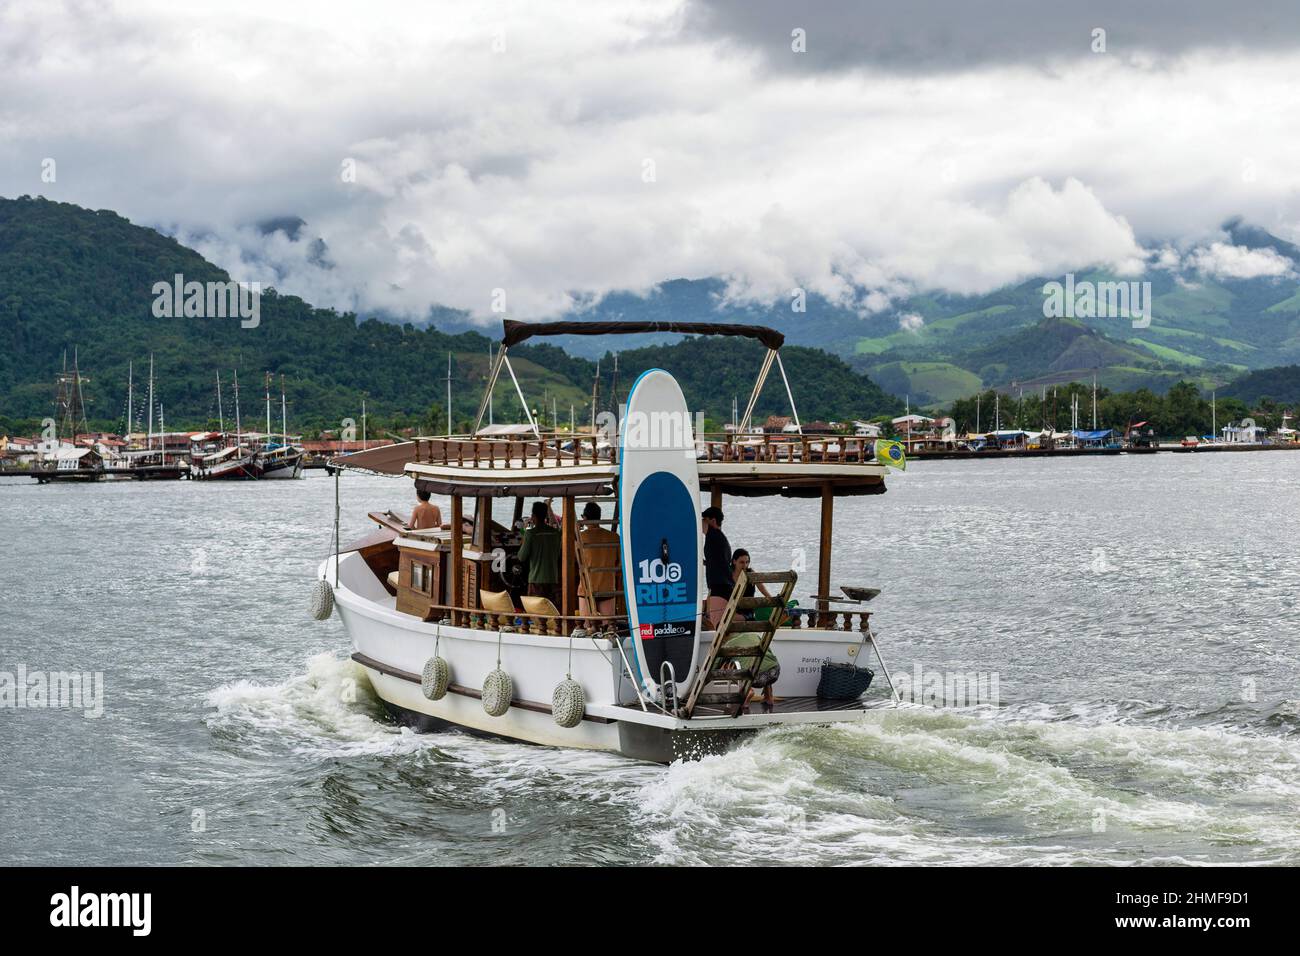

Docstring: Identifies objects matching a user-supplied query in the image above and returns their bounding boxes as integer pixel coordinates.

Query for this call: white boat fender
[421,628,451,701]
[482,630,513,717]
[309,579,334,620]
[552,627,586,728]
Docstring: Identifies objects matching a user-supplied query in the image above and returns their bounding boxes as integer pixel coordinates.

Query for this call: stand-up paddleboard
[618,369,702,703]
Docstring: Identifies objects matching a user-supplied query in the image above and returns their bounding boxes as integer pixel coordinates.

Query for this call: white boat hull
[324,552,883,762]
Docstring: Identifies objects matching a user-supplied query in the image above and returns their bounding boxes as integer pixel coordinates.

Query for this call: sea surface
[2,452,1298,866]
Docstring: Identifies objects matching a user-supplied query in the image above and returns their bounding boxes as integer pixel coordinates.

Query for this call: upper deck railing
[405,432,882,470]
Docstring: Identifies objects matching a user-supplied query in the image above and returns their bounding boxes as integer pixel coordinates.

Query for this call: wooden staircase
[682,569,797,718]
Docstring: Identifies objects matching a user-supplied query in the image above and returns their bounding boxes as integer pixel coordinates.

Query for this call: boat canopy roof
[500,318,785,351]
[335,434,888,498]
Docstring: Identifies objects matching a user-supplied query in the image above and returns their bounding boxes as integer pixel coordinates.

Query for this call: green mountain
[0,196,899,434]
[432,217,1296,409]
[1218,365,1300,406]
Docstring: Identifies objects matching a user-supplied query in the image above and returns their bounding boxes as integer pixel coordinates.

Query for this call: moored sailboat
[254,374,304,479]
[191,371,261,480]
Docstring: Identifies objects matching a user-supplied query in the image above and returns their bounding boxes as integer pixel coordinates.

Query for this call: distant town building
[761,415,794,434]
[1222,422,1267,443]
[892,414,958,452]
[852,420,883,438]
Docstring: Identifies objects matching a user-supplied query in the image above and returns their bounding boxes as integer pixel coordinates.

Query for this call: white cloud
[1186,242,1295,280]
[897,312,924,332]
[3,0,1300,324]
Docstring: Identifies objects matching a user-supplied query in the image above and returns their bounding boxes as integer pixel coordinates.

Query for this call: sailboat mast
[611,354,619,416]
[216,372,225,434]
[281,374,287,441]
[265,372,271,441]
[147,353,154,452]
[73,347,88,438]
[447,352,453,436]
[487,342,494,426]
[590,358,601,430]
[126,360,133,438]
[233,370,242,447]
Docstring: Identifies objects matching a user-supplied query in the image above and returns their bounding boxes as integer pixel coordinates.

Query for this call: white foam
[205,652,437,759]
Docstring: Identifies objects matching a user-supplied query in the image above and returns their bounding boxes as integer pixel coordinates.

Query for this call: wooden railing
[788,608,874,632]
[406,432,880,470]
[422,602,626,636]
[418,600,868,635]
[695,434,876,464]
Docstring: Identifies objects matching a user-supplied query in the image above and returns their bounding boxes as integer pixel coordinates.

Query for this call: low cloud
[3,1,1300,325]
[1187,242,1295,280]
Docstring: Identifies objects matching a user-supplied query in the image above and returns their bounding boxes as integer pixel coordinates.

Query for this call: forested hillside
[0,196,900,435]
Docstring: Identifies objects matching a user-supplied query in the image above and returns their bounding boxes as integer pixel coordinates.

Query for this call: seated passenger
[578,501,619,618]
[517,500,561,604]
[720,632,780,707]
[410,487,443,530]
[730,548,773,620]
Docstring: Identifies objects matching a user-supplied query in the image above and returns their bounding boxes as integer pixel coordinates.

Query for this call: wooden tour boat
[314,320,904,763]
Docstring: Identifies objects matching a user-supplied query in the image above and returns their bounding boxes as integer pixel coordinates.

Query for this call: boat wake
[636,702,1300,866]
[202,655,1300,865]
[205,652,437,760]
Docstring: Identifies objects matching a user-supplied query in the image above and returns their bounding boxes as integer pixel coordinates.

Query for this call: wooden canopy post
[474,495,493,551]
[561,496,578,618]
[450,495,463,624]
[710,483,722,511]
[817,480,833,626]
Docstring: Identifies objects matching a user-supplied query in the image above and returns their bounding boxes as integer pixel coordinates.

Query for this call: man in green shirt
[517,500,562,604]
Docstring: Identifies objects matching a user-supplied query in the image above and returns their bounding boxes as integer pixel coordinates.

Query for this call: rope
[333,464,340,587]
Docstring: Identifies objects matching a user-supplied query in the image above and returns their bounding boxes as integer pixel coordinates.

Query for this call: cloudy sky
[4,0,1300,322]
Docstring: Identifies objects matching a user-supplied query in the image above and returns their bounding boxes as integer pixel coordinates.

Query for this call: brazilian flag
[875,439,906,470]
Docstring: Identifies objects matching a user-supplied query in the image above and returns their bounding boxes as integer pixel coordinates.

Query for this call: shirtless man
[410,488,443,530]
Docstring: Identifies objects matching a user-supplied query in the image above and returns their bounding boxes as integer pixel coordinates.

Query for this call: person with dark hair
[578,501,618,617]
[518,499,561,603]
[723,547,781,705]
[701,506,732,628]
[730,548,773,620]
[410,486,442,530]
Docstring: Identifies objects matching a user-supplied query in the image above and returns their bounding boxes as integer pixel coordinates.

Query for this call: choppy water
[2,453,1298,865]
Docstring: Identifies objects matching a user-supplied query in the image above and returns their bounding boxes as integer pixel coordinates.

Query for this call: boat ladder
[682,569,797,718]
[574,497,625,615]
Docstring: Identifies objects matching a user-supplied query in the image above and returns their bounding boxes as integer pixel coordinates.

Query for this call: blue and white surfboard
[618,369,702,701]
